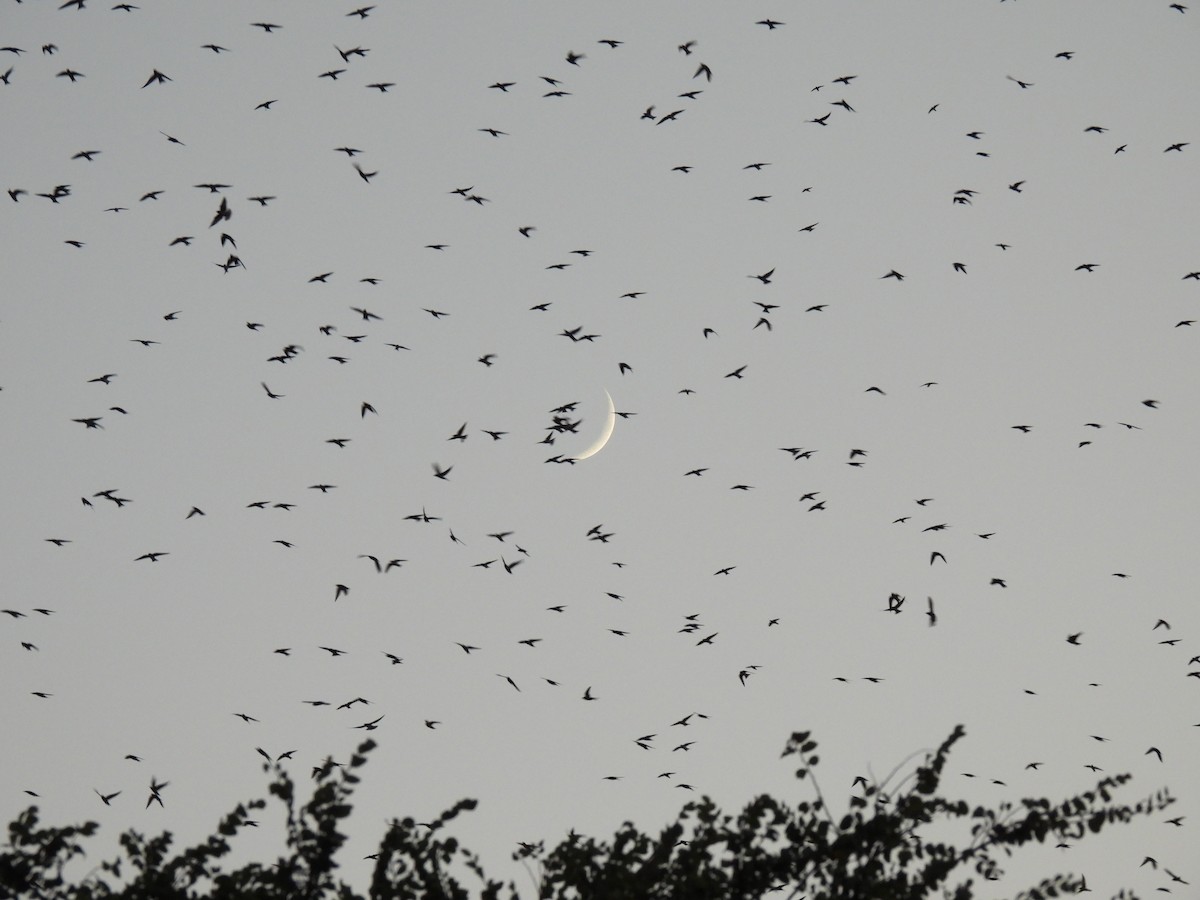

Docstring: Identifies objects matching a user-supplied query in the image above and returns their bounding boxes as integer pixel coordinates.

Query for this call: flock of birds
[3,1,1199,895]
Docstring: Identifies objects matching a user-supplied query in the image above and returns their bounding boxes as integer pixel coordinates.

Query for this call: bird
[497,674,521,692]
[144,777,169,809]
[141,69,171,88]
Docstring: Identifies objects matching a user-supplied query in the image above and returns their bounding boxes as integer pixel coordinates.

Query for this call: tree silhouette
[0,727,1173,899]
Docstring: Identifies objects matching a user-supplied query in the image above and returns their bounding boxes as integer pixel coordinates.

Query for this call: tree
[0,726,1173,900]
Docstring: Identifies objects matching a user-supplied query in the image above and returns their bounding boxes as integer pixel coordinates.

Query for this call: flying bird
[142,69,171,87]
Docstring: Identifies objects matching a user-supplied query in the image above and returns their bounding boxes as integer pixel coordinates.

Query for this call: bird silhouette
[142,69,171,88]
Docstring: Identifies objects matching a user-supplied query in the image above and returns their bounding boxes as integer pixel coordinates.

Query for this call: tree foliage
[0,727,1172,900]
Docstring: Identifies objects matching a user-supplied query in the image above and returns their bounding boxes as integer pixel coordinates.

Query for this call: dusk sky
[2,1,1198,896]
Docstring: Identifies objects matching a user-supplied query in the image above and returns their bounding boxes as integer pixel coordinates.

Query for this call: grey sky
[2,1,1198,895]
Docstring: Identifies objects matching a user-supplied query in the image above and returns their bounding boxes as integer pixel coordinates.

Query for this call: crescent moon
[573,390,616,460]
